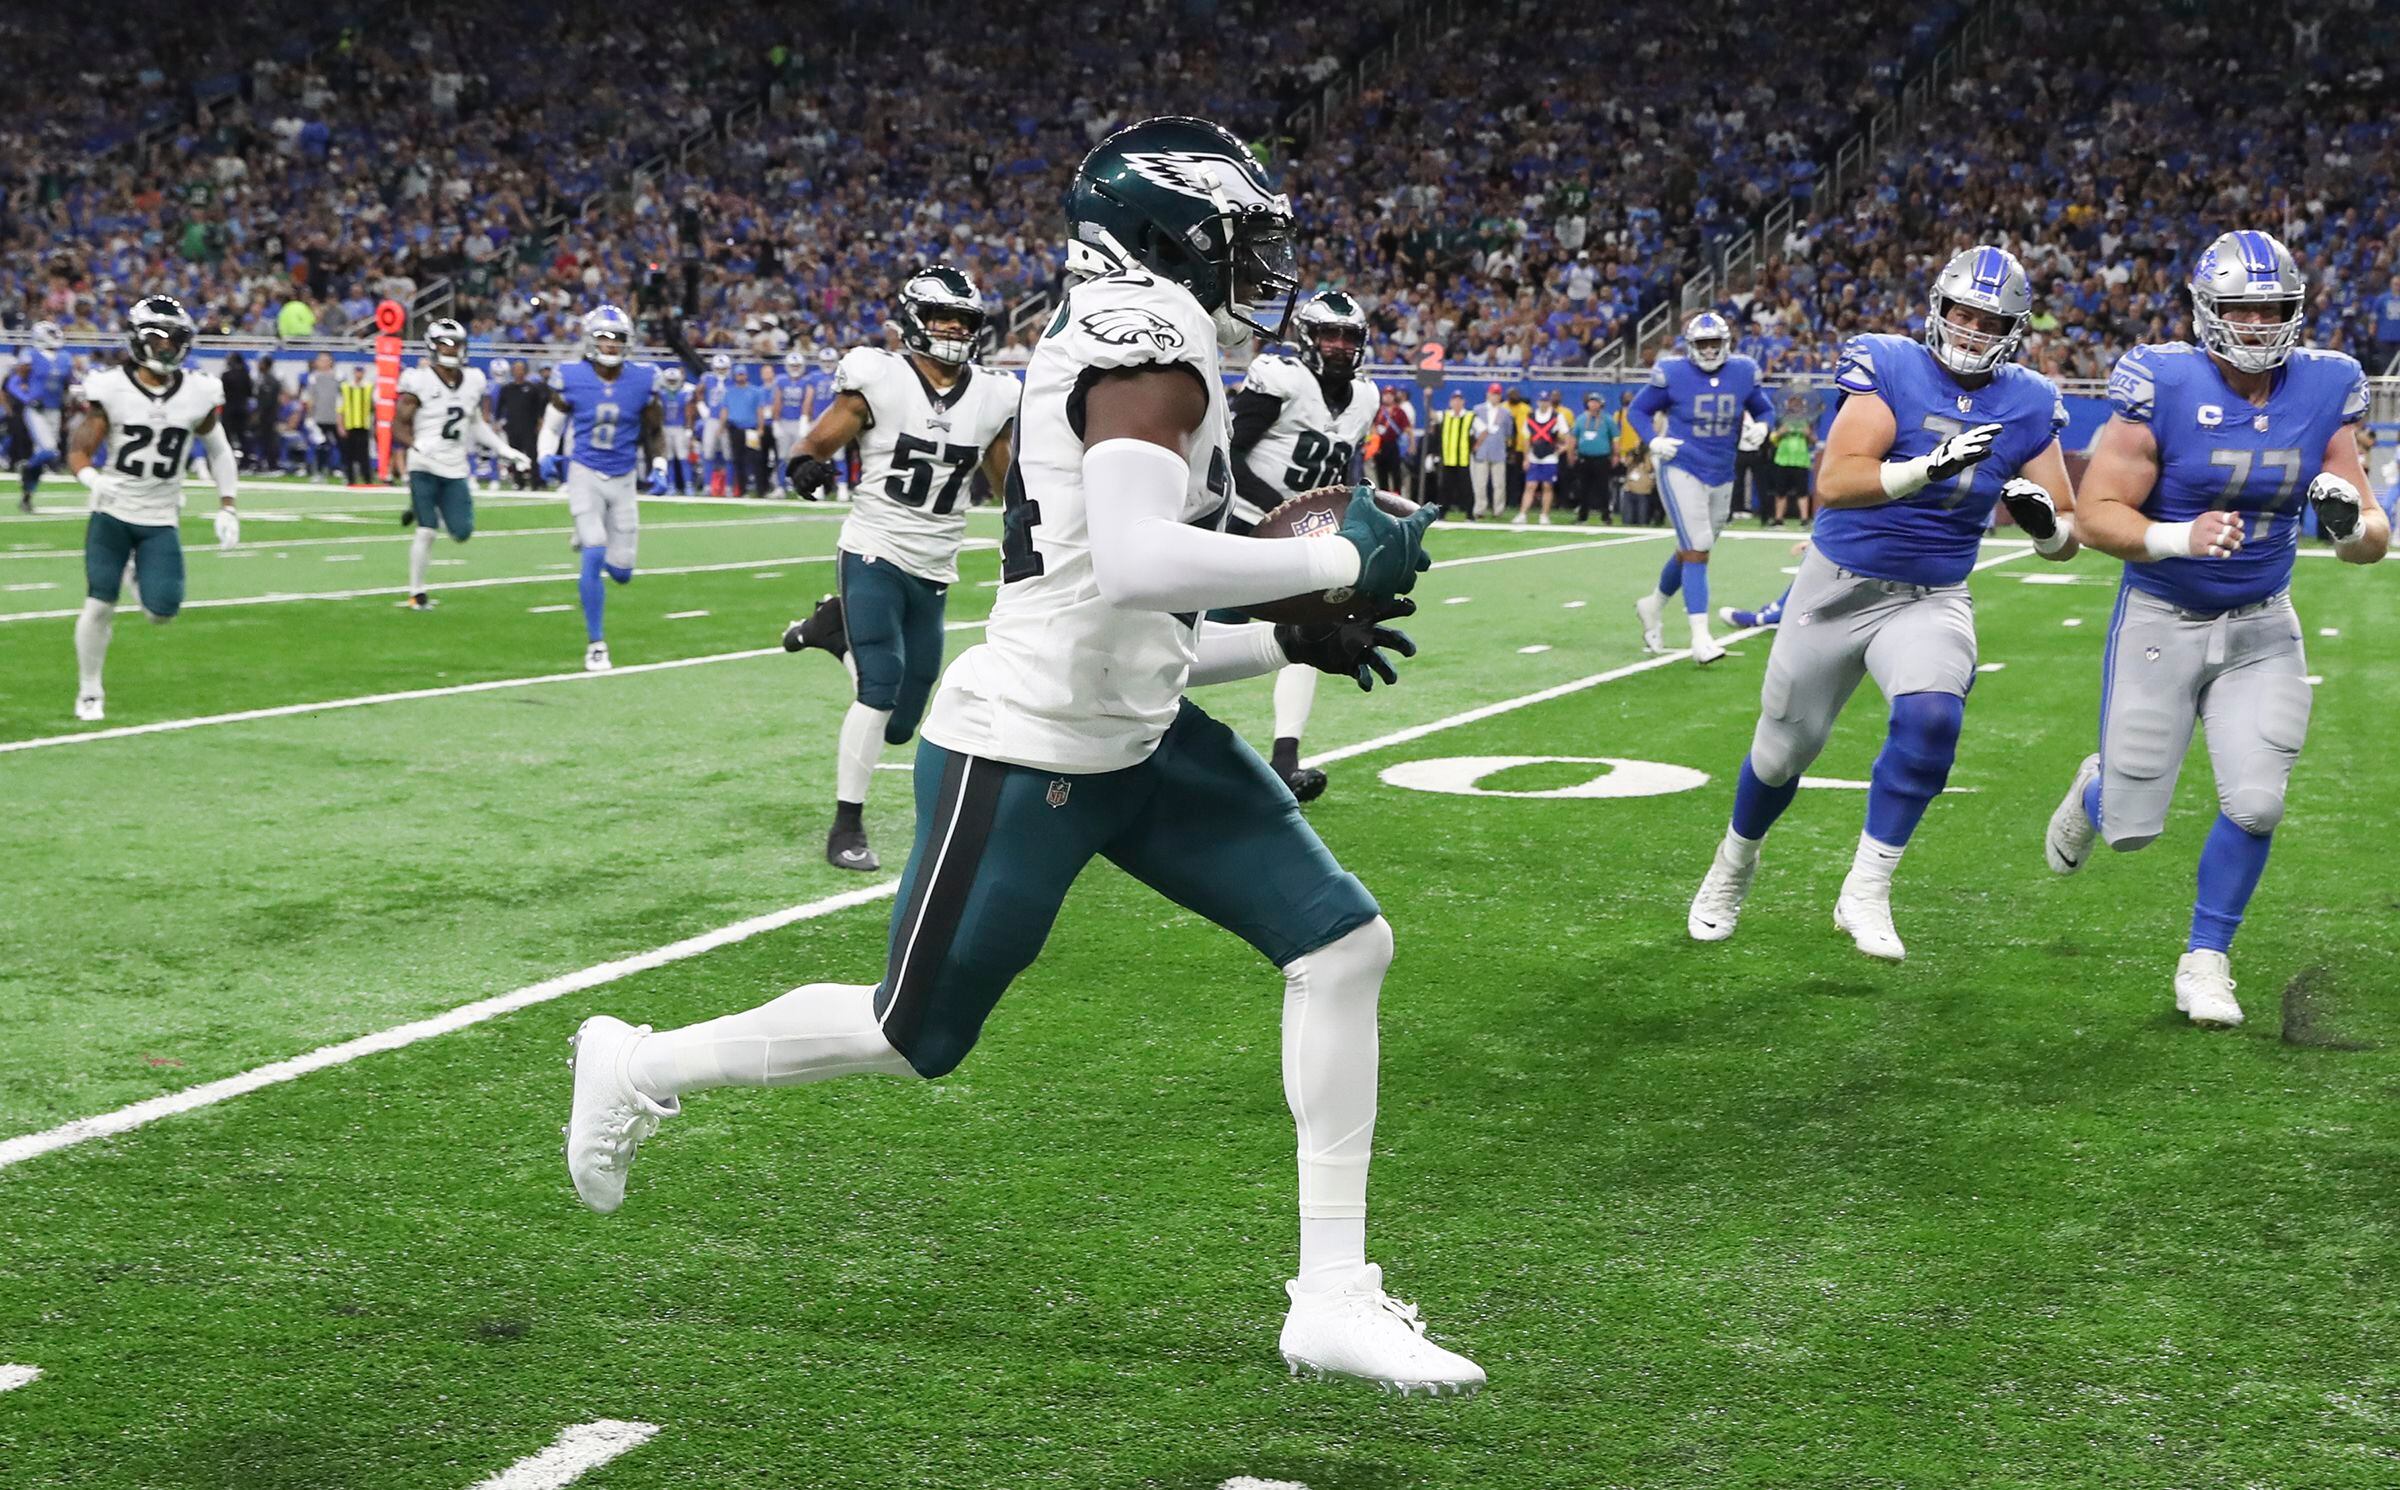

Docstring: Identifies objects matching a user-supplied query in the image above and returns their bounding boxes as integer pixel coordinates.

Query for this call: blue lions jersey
[700,371,729,421]
[558,359,658,478]
[1815,333,2068,586]
[10,347,74,409]
[2108,342,2367,612]
[771,372,811,420]
[1629,352,1774,485]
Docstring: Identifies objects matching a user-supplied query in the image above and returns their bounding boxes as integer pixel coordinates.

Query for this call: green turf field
[3,479,2395,1489]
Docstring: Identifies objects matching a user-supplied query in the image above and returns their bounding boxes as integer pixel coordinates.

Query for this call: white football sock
[408,524,437,593]
[1272,664,1318,744]
[1687,609,1714,645]
[1720,826,1763,869]
[836,701,890,806]
[1284,916,1390,1290]
[74,597,114,694]
[1846,830,1905,889]
[626,981,915,1100]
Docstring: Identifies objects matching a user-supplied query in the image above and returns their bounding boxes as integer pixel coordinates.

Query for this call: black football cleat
[825,825,879,873]
[1284,767,1329,804]
[781,593,849,662]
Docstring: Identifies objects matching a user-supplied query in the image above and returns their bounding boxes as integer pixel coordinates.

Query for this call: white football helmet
[2190,230,2306,374]
[783,350,807,374]
[709,352,733,374]
[582,304,635,368]
[30,321,63,353]
[1683,311,1732,373]
[658,364,686,392]
[817,346,838,366]
[1925,246,2033,376]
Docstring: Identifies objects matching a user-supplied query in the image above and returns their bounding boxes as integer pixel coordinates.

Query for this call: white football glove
[1926,422,2002,482]
[1648,435,1683,465]
[214,507,240,550]
[2306,470,2364,544]
[502,447,532,471]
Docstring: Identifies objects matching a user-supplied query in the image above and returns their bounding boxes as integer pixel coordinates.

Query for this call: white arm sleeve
[473,415,517,457]
[539,403,567,458]
[203,420,239,501]
[1188,621,1290,688]
[1083,438,1361,614]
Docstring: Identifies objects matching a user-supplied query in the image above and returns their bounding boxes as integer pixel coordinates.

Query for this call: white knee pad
[1283,916,1391,1221]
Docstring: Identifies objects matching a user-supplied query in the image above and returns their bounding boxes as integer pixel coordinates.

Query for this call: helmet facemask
[1687,330,1730,373]
[2194,290,2304,374]
[126,297,195,376]
[427,318,468,371]
[1294,293,1367,382]
[1925,295,2024,376]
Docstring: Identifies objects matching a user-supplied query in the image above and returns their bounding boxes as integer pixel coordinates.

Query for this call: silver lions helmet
[782,350,807,374]
[898,264,987,367]
[2190,230,2306,374]
[126,295,196,375]
[709,352,733,374]
[658,364,686,393]
[1683,311,1732,373]
[426,317,469,370]
[30,320,63,353]
[581,304,635,368]
[1926,245,2032,376]
[1292,290,1369,382]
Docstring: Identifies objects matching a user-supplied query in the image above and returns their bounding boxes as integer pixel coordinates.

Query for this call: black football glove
[785,455,838,500]
[2307,471,2364,543]
[1998,477,2059,542]
[1925,422,2002,483]
[1275,597,1419,691]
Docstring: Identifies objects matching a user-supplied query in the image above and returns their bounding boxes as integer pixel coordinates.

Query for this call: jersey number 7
[888,433,981,514]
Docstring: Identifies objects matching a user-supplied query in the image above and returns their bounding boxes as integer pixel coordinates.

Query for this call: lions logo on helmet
[126,295,197,375]
[1925,246,2032,376]
[582,305,635,368]
[783,350,807,374]
[1292,291,1369,382]
[898,265,987,367]
[709,352,733,374]
[817,346,838,365]
[426,317,469,371]
[1682,311,1733,374]
[1065,116,1299,349]
[2189,229,2307,374]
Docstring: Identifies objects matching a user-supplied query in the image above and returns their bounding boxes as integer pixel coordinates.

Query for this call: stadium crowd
[2,0,2397,378]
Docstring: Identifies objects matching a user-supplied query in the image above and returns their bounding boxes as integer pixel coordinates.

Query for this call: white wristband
[76,466,102,491]
[1302,530,1365,591]
[2142,520,2192,561]
[2031,518,2075,557]
[1878,455,1932,499]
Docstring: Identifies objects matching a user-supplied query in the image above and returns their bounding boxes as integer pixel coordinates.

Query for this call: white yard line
[0,514,824,561]
[0,617,1757,1167]
[0,1365,42,1393]
[467,1421,661,1490]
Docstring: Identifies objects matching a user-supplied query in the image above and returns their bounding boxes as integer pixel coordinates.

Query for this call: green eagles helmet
[898,264,986,367]
[1291,290,1368,382]
[1065,115,1298,348]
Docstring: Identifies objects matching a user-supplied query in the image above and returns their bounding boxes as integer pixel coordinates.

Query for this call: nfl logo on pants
[1046,778,1072,809]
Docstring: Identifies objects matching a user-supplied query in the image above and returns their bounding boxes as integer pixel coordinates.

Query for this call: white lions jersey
[922,270,1229,774]
[1233,349,1376,524]
[398,363,489,478]
[833,346,1018,584]
[83,365,225,527]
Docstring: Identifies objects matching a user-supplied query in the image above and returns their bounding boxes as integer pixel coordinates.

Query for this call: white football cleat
[1833,882,1906,963]
[584,641,613,672]
[1279,1265,1484,1398]
[74,691,104,722]
[2174,950,2243,1028]
[1717,605,1742,627]
[2046,753,2101,875]
[1687,848,1757,942]
[1634,591,1666,653]
[1689,631,1727,666]
[565,1015,678,1214]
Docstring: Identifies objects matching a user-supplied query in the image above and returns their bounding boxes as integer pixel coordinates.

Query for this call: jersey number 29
[113,424,191,479]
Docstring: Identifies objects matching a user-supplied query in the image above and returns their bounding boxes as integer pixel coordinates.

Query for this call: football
[1243,485,1420,624]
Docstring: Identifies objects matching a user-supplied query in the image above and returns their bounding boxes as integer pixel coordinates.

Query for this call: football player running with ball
[65,296,242,721]
[391,318,529,610]
[2043,231,2386,1027]
[566,118,1479,1396]
[1630,311,1778,664]
[1688,247,2079,962]
[778,265,1018,872]
[1224,289,1378,802]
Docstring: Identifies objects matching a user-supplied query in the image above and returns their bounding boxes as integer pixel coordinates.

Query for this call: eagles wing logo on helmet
[1119,151,1254,203]
[1078,307,1186,353]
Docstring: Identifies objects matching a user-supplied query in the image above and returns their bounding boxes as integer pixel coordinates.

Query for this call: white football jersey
[921,269,1229,774]
[398,363,489,478]
[1232,349,1377,524]
[83,365,225,527]
[833,346,1018,584]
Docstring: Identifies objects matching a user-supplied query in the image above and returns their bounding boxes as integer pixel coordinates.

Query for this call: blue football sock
[2081,774,2102,833]
[1730,756,1799,840]
[2189,813,2273,954]
[1682,560,1710,616]
[1758,586,1790,625]
[1657,554,1682,598]
[578,547,607,642]
[1864,691,1964,847]
[603,561,633,585]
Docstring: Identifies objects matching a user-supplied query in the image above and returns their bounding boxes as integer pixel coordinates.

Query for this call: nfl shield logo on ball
[1046,778,1071,809]
[1293,510,1339,539]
